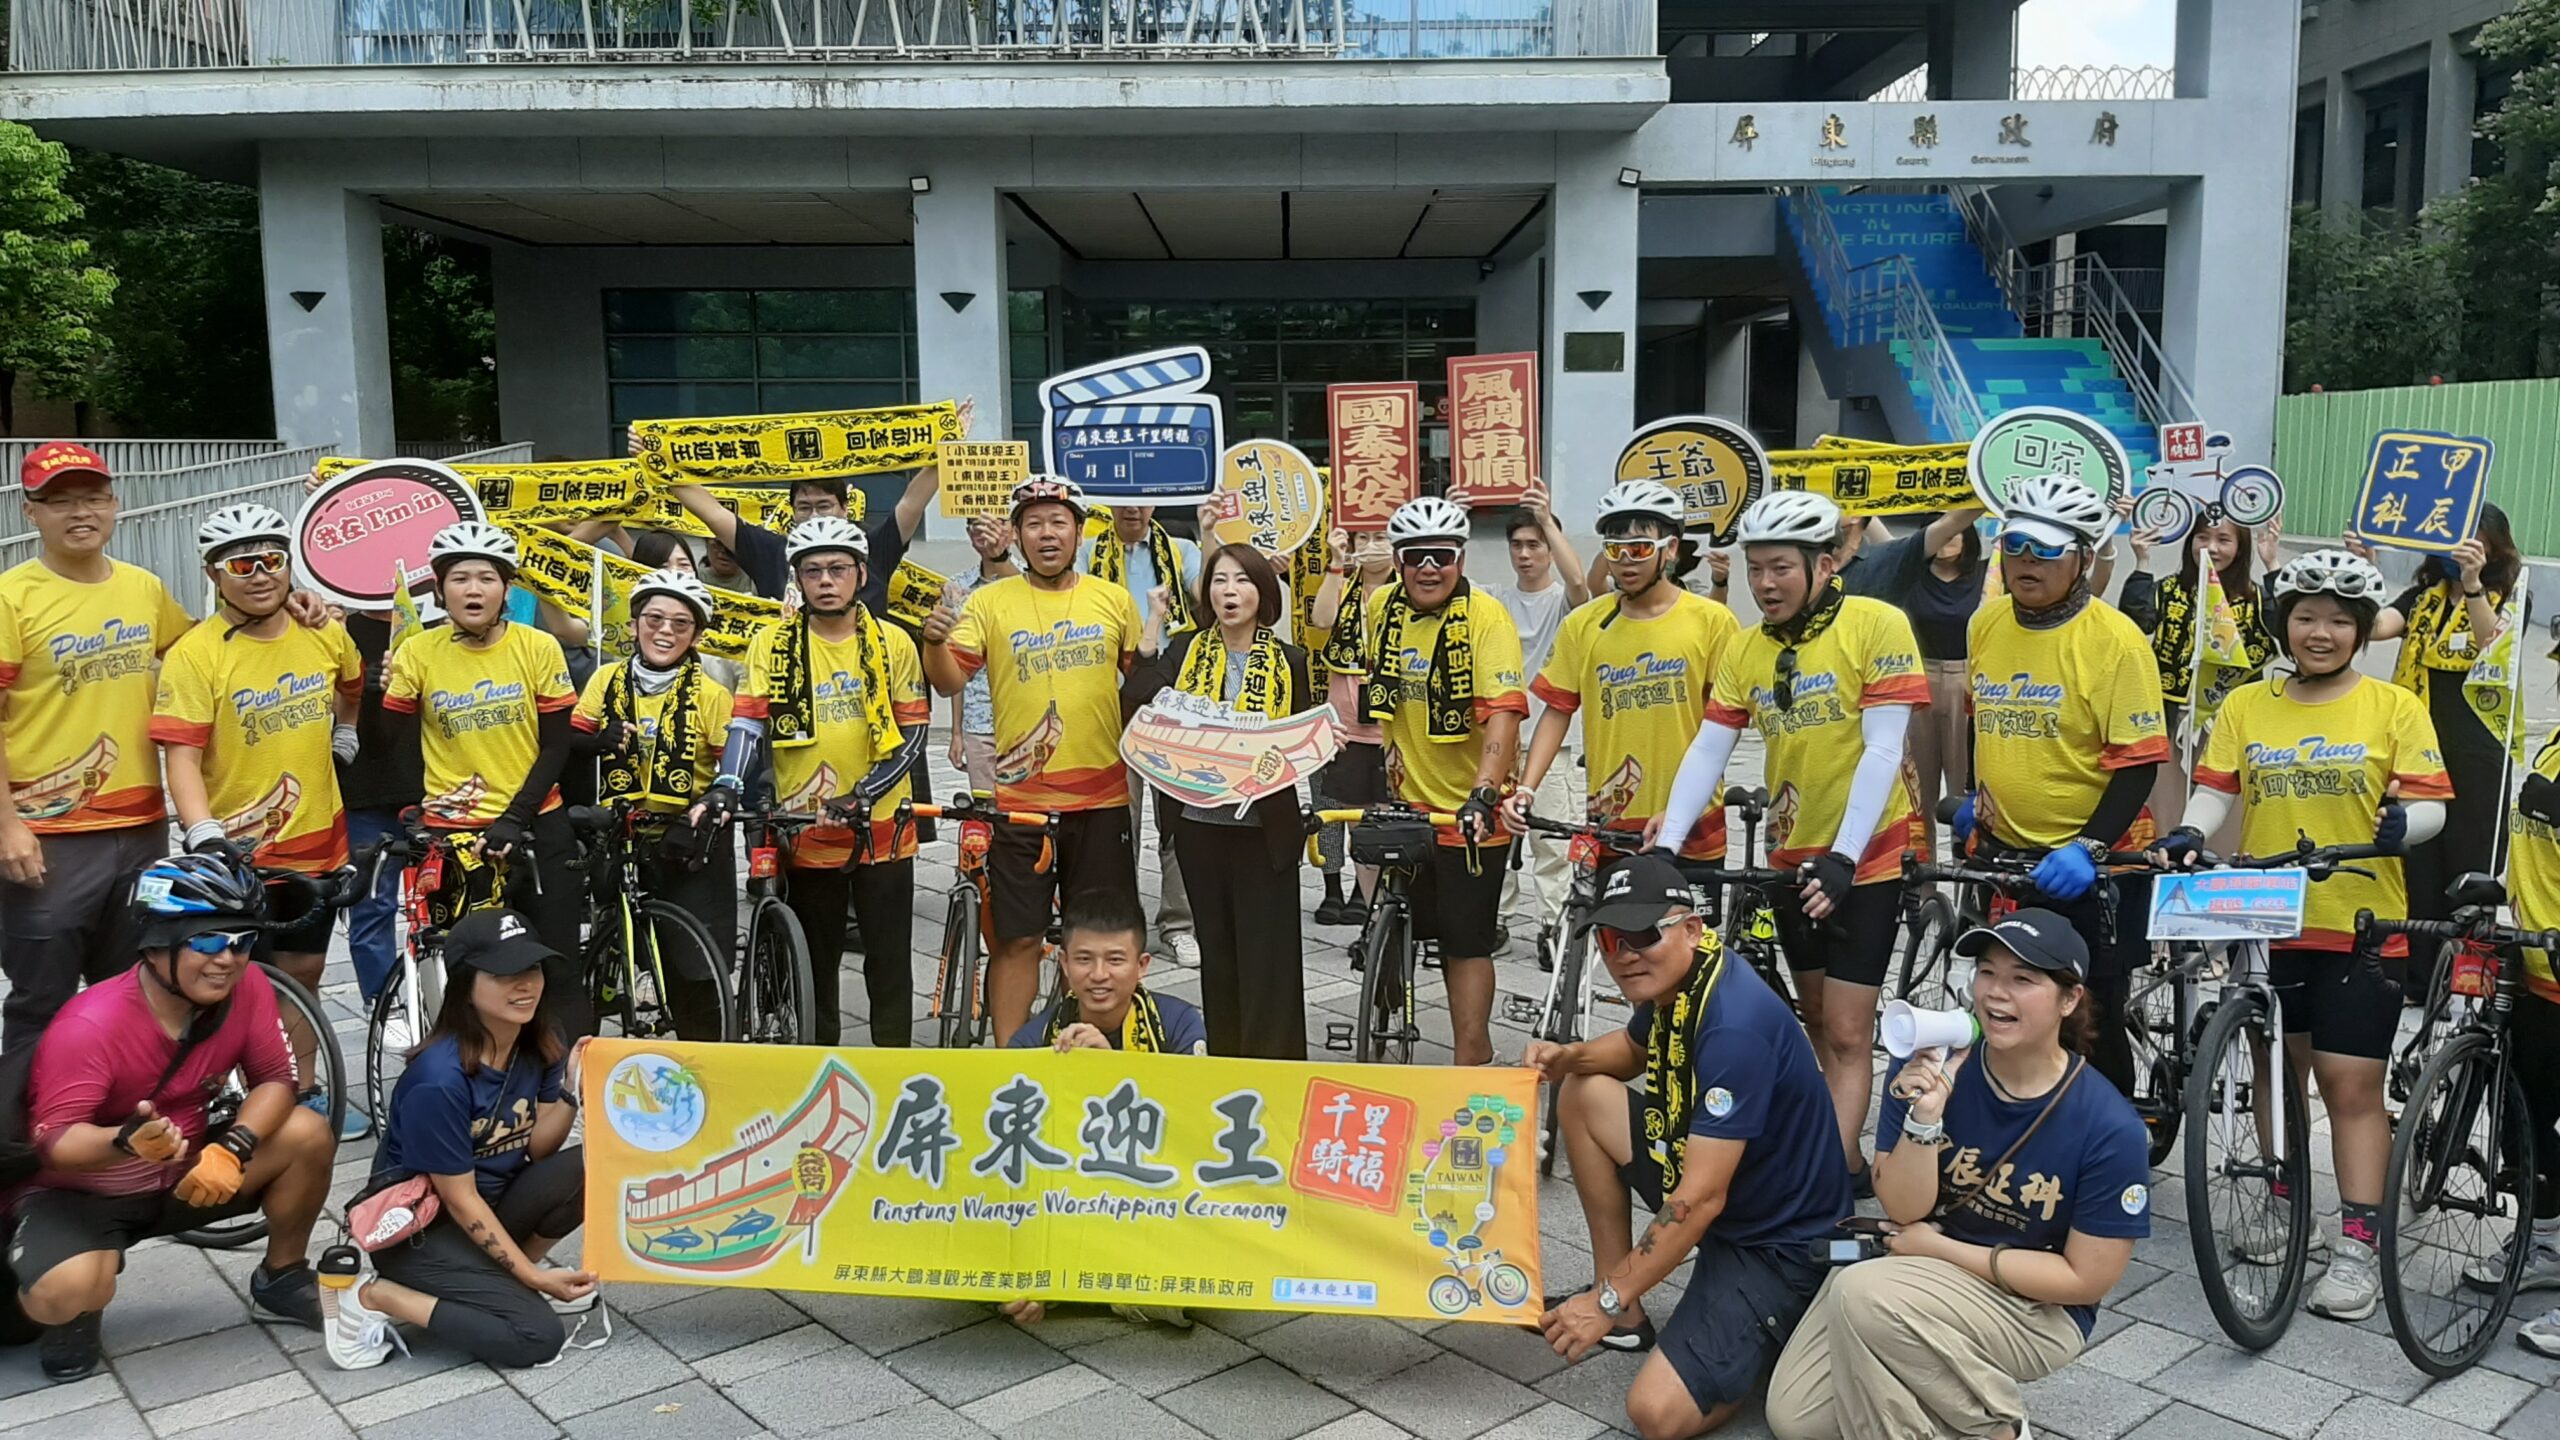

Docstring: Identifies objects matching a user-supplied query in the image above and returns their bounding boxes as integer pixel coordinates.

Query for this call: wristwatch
[1901,1113,1947,1145]
[2072,836,2110,865]
[1596,1282,1626,1318]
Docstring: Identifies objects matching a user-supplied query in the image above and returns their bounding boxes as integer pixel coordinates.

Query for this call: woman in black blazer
[1128,542,1320,1059]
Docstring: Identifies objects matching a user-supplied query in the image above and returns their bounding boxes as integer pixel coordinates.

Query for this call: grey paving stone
[1245,1316,1442,1391]
[1066,1322,1256,1397]
[1296,1416,1419,1440]
[335,1367,508,1430]
[2498,1388,2560,1439]
[723,1342,925,1437]
[691,1323,845,1388]
[2015,1363,2173,1440]
[112,1322,292,1411]
[627,1286,807,1362]
[1157,1357,1358,1440]
[2474,1316,2560,1389]
[787,1293,993,1355]
[1426,1318,1570,1385]
[96,1243,243,1356]
[604,1282,717,1314]
[2410,1368,2536,1434]
[2312,1395,2495,1440]
[289,1324,479,1405]
[0,1400,153,1440]
[511,1328,690,1420]
[2114,1273,2236,1346]
[988,1385,1206,1440]
[1196,1308,1298,1341]
[164,1394,356,1440]
[141,1371,319,1435]
[808,1400,993,1440]
[2078,1322,2203,1385]
[2154,1344,2351,1439]
[2255,1315,2430,1403]
[559,1379,763,1440]
[359,1382,561,1440]
[0,1373,127,1431]
[2123,1402,2297,1439]
[952,1364,1115,1429]
[885,1319,1070,1406]
[1471,1402,1607,1440]
[1346,1353,1542,1440]
[1530,1350,1647,1435]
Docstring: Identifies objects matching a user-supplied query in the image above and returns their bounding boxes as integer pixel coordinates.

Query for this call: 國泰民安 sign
[1328,383,1422,533]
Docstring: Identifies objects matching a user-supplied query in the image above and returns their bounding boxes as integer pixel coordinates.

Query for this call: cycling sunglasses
[1396,545,1461,571]
[1998,533,2072,562]
[215,550,289,579]
[1601,537,1674,562]
[181,928,260,956]
[1599,922,1669,954]
[1773,646,1800,710]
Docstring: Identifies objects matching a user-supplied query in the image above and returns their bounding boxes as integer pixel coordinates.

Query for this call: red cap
[20,442,110,493]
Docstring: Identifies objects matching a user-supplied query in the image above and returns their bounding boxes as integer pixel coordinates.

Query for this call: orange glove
[174,1143,244,1208]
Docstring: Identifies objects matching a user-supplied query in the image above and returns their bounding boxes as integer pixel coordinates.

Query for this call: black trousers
[1978,842,2147,1098]
[373,1147,584,1370]
[0,824,161,1052]
[1172,818,1305,1060]
[639,834,736,1042]
[790,858,915,1046]
[457,809,589,1041]
[2516,988,2560,1222]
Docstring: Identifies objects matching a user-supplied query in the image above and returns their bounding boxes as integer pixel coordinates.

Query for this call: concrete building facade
[2297,0,2510,225]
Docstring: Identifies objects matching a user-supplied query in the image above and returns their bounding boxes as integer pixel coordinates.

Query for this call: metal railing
[1868,62,2175,103]
[1782,187,1985,445]
[11,0,1607,68]
[0,439,289,479]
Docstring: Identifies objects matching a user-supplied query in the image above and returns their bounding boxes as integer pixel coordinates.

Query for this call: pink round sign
[294,460,484,609]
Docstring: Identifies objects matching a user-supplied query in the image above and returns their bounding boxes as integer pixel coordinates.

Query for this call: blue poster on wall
[2348,429,2492,554]
[1039,347,1226,505]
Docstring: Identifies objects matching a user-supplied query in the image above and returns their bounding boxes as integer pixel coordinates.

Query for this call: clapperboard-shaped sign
[1039,346,1226,505]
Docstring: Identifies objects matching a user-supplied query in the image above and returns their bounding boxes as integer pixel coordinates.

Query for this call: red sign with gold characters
[1445,352,1540,506]
[1327,382,1422,532]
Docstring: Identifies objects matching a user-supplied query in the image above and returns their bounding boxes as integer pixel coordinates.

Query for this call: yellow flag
[389,559,425,650]
[2186,564,2252,741]
[2465,569,2529,765]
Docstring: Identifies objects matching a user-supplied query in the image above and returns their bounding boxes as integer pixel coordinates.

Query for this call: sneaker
[1314,894,1352,927]
[301,1090,372,1143]
[1170,935,1202,969]
[2519,1306,2560,1359]
[2225,1208,2327,1266]
[250,1260,324,1329]
[38,1311,102,1384]
[318,1246,401,1371]
[379,1012,416,1053]
[1490,924,1512,960]
[2305,1233,2381,1322]
[1540,1291,1658,1352]
[2466,1237,2560,1294]
[536,1259,597,1314]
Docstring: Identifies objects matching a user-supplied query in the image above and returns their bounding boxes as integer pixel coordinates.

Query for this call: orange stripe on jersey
[381,693,419,714]
[996,763,1129,813]
[1702,699,1750,730]
[893,701,932,726]
[2193,765,2241,794]
[1529,676,1582,714]
[0,663,20,688]
[2393,770,2455,800]
[1670,806,1729,862]
[30,783,166,835]
[2101,736,2171,769]
[733,695,771,720]
[260,818,350,874]
[570,714,602,732]
[1472,693,1529,722]
[1863,674,1931,708]
[537,693,576,712]
[148,718,214,748]
[946,644,986,681]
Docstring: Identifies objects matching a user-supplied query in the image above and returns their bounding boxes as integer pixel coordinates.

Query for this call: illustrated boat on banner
[1122,690,1343,813]
[621,1058,874,1274]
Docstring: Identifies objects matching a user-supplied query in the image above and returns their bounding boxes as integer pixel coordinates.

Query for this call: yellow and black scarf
[764,609,899,754]
[1320,578,1371,676]
[1361,581,1476,742]
[1044,986,1168,1053]
[597,659,707,807]
[1641,936,1729,1191]
[1291,530,1334,664]
[2152,576,2272,704]
[2394,582,2504,690]
[1176,628,1290,718]
[1090,521,1191,630]
[1763,576,1846,647]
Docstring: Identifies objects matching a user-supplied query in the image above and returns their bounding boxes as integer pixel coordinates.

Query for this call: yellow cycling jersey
[1364,584,1528,840]
[737,622,930,868]
[0,560,193,833]
[2511,725,2560,1002]
[1705,596,1930,882]
[1531,590,1738,860]
[944,574,1139,813]
[384,623,577,828]
[1968,596,2169,851]
[2195,675,2450,952]
[151,620,363,873]
[570,662,738,815]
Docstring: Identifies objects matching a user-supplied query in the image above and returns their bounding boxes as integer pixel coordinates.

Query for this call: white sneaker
[321,1269,404,1371]
[1169,935,1201,970]
[2305,1233,2381,1322]
[2225,1207,2327,1266]
[380,1013,415,1052]
[2518,1306,2560,1359]
[2463,1239,2560,1294]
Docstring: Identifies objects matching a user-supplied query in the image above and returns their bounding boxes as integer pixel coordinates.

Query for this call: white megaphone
[1879,1000,1981,1061]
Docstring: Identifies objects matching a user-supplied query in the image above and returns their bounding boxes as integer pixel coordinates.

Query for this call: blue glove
[2032,842,2099,902]
[1952,793,1978,847]
[2374,802,2409,855]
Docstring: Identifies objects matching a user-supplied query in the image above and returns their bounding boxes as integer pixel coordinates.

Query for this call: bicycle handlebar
[905,801,1053,828]
[1508,811,1650,851]
[1306,805,1464,828]
[2356,908,2560,953]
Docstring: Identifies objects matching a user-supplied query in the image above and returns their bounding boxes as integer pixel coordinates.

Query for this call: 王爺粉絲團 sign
[1615,416,1767,544]
[582,1039,1542,1324]
[1040,348,1225,505]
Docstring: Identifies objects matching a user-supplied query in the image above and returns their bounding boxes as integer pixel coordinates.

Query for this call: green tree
[2284,207,2464,392]
[0,122,115,434]
[2432,0,2560,380]
[384,227,498,444]
[63,149,270,436]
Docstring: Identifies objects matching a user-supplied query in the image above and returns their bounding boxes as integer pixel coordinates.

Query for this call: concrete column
[1793,332,1835,449]
[492,247,604,459]
[911,172,1011,440]
[2425,33,2478,204]
[1939,0,2017,102]
[1476,248,1545,359]
[258,151,393,455]
[2320,71,2366,224]
[1702,321,1750,418]
[1542,137,1639,521]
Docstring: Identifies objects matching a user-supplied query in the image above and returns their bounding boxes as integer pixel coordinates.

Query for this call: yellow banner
[580,1039,1542,1324]
[633,403,961,486]
[508,524,782,662]
[884,559,951,631]
[308,457,820,536]
[1768,441,1974,516]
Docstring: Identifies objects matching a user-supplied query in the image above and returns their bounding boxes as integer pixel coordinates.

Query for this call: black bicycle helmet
[131,851,266,951]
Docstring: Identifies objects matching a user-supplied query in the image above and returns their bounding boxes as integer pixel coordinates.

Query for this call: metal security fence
[1869,63,2177,104]
[2275,379,2560,557]
[0,439,290,479]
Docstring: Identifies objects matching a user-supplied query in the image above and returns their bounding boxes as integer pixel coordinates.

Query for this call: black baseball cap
[1591,853,1700,933]
[1953,908,2089,980]
[443,908,558,979]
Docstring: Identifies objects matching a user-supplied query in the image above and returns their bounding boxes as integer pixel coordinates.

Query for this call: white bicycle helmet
[784,514,868,565]
[196,503,292,562]
[1385,495,1470,546]
[427,520,519,579]
[1596,480,1686,534]
[628,567,715,626]
[2000,474,2113,547]
[1736,490,1842,549]
[1008,474,1091,524]
[2270,548,2388,605]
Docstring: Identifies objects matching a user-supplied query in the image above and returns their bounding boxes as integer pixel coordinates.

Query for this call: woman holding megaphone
[1768,911,2151,1440]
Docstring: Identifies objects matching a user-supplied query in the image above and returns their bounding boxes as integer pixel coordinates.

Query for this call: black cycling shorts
[8,1186,260,1289]
[987,807,1137,944]
[1769,878,1901,990]
[1408,840,1507,961]
[2270,942,2402,1060]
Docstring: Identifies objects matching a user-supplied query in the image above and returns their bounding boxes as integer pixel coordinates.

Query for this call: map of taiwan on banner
[581,1040,1542,1324]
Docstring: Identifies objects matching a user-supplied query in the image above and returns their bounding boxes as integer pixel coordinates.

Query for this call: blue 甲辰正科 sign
[2349,429,2492,555]
[1039,347,1226,505]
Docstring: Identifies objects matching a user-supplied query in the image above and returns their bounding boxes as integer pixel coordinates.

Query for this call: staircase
[1779,188,2171,470]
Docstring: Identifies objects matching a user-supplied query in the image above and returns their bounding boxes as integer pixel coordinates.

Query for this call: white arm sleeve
[1654,718,1744,852]
[2403,798,2447,847]
[2178,787,2234,840]
[1829,704,1912,862]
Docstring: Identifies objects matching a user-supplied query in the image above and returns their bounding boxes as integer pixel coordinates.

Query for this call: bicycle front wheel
[2184,992,2311,1349]
[935,890,985,1049]
[2382,1031,2537,1377]
[741,897,817,1046]
[1356,902,1413,1066]
[1892,891,1959,1011]
[642,899,735,1043]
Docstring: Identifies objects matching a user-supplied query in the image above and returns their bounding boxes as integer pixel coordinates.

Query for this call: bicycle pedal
[1500,997,1541,1026]
[1593,992,1630,1009]
[1323,1022,1354,1052]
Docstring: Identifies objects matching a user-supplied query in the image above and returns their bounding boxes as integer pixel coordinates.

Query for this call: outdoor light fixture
[942,291,975,313]
[1617,168,1641,187]
[1578,289,1611,311]
[290,291,325,313]
[909,176,932,194]
[1478,260,1497,279]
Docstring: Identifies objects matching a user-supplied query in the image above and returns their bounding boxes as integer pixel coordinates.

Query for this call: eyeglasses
[1602,537,1673,562]
[1773,646,1800,710]
[215,551,288,579]
[635,612,698,632]
[1396,546,1461,571]
[181,929,259,956]
[1999,533,2071,562]
[797,563,859,583]
[29,490,112,514]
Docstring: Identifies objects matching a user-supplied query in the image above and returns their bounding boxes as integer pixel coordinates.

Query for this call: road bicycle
[728,808,820,1046]
[566,801,735,1043]
[362,816,509,1130]
[2360,882,2559,1377]
[906,794,1057,1049]
[1498,811,1648,1175]
[1712,785,1795,1009]
[1319,803,1464,1065]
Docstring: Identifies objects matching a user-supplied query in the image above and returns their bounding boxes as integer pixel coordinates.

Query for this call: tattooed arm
[430,1172,543,1285]
[1603,1134,1745,1307]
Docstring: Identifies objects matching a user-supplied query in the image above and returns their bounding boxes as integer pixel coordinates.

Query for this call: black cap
[1591,853,1699,932]
[1953,907,2089,980]
[443,908,558,979]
